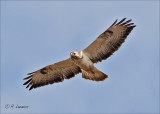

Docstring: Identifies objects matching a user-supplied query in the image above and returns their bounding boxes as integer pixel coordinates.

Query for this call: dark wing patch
[23,59,81,90]
[83,18,136,63]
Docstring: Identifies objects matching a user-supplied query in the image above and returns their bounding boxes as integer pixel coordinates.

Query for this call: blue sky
[1,1,159,113]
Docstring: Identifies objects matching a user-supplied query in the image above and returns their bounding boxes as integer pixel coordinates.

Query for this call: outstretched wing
[83,18,136,63]
[23,59,81,90]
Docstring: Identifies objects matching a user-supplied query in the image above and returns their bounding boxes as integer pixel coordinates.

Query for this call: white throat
[79,51,83,58]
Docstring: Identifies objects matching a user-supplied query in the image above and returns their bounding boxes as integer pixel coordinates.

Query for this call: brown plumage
[83,18,135,63]
[23,59,81,90]
[23,18,136,90]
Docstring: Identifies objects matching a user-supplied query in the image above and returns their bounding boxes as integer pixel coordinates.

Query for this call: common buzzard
[23,18,136,90]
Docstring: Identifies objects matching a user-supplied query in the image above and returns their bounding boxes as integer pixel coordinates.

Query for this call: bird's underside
[23,18,136,90]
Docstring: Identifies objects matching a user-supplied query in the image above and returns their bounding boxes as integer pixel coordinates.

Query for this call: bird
[23,18,136,90]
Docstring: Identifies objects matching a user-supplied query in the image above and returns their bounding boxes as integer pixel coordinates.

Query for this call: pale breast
[72,53,94,71]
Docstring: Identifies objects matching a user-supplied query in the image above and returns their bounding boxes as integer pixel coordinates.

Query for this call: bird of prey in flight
[23,18,136,90]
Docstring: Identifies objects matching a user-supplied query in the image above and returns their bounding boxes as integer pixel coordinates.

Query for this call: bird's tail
[82,67,108,81]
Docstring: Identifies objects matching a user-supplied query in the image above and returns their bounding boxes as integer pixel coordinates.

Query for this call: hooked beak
[70,52,74,56]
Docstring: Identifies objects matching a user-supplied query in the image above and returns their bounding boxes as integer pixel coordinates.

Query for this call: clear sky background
[1,1,159,113]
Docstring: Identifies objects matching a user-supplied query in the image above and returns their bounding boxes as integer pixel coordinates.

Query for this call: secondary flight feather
[23,18,136,90]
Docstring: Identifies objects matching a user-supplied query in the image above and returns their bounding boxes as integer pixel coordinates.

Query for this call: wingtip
[27,71,36,75]
[110,19,118,27]
[29,85,34,91]
[26,84,30,88]
[131,25,136,28]
[23,75,32,80]
[116,18,127,25]
[120,18,134,26]
[123,17,126,19]
[129,19,132,21]
[27,72,33,75]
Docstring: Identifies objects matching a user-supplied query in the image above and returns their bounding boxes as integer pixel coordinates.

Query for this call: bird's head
[70,51,83,59]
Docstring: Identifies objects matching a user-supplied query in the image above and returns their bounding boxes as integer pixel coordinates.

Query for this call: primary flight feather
[23,18,136,90]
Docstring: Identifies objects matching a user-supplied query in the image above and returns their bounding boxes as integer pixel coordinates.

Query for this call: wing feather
[23,59,81,90]
[83,18,136,63]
